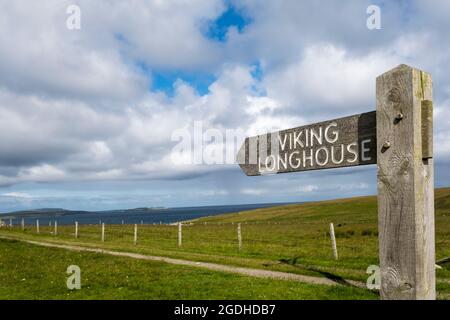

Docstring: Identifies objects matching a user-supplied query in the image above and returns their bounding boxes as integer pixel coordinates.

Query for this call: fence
[0,218,382,262]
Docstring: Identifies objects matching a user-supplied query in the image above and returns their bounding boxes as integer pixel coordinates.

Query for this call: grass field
[0,238,376,300]
[0,187,449,299]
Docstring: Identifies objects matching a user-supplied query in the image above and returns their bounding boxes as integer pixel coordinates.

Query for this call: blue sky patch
[206,4,251,42]
[136,57,216,97]
[151,70,216,97]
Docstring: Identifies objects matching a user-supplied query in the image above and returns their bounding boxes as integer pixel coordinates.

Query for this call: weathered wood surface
[421,100,433,159]
[237,112,377,176]
[376,64,435,300]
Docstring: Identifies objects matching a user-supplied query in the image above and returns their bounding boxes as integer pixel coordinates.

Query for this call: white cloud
[338,182,369,191]
[18,164,66,182]
[1,192,32,199]
[196,190,229,197]
[1,0,450,208]
[240,188,269,196]
[264,43,399,119]
[299,185,318,193]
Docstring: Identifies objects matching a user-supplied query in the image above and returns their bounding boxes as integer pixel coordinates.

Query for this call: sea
[0,203,293,226]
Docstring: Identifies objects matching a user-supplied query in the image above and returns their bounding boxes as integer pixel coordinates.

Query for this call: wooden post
[36,219,40,234]
[141,220,143,225]
[376,64,435,300]
[9,218,12,228]
[122,220,124,225]
[54,221,57,235]
[21,218,24,231]
[329,223,338,260]
[75,221,78,238]
[237,223,242,251]
[134,224,138,245]
[178,223,182,248]
[101,223,105,242]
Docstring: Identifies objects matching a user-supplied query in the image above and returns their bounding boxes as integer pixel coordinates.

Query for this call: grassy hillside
[0,187,449,299]
[196,187,450,223]
[0,239,375,300]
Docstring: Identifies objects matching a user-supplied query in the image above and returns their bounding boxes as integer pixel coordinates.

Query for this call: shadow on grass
[264,256,378,296]
[437,257,450,269]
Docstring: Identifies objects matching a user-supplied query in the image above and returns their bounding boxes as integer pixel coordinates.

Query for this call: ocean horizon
[0,202,299,226]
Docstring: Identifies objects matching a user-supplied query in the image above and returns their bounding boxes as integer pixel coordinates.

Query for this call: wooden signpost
[237,65,435,300]
[237,112,377,175]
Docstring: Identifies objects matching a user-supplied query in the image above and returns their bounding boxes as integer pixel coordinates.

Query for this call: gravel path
[0,235,365,288]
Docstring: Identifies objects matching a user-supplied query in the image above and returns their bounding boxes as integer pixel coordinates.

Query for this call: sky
[1,0,450,212]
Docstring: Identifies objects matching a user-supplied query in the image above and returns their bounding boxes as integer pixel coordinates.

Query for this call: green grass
[1,187,449,299]
[0,238,376,300]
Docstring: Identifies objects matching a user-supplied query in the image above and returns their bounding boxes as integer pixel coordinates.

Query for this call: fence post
[376,64,435,299]
[237,223,242,251]
[75,221,78,238]
[178,223,182,248]
[9,218,12,228]
[101,223,105,242]
[21,218,25,231]
[134,224,138,245]
[329,223,338,260]
[54,221,58,235]
[36,219,40,234]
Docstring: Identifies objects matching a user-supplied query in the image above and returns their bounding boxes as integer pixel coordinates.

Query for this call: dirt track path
[0,234,365,288]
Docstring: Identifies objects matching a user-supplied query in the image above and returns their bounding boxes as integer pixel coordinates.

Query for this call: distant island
[0,207,169,218]
[0,203,288,225]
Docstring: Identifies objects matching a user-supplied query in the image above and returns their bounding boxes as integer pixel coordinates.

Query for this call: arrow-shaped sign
[237,111,377,176]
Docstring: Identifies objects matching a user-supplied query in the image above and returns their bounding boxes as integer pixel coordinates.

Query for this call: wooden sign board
[237,64,435,300]
[237,112,376,176]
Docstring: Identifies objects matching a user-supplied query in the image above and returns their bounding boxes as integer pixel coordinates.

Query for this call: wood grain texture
[421,100,433,159]
[237,112,377,176]
[376,64,435,300]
